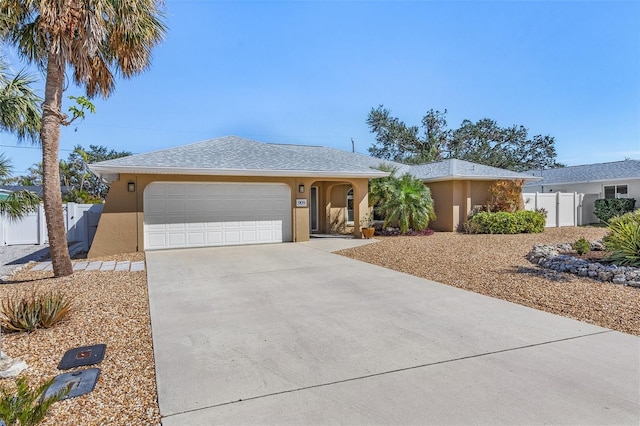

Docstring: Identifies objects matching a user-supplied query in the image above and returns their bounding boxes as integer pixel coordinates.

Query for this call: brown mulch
[337,227,640,336]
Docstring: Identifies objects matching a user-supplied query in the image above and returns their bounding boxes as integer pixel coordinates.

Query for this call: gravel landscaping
[337,226,640,336]
[0,226,637,425]
[0,252,159,425]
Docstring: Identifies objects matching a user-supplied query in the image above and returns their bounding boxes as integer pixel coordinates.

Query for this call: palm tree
[0,57,42,219]
[1,1,166,276]
[0,56,40,142]
[371,172,436,234]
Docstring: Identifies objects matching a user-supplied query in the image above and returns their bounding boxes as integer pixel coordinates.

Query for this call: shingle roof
[523,160,640,186]
[408,159,539,182]
[89,135,541,183]
[89,136,390,180]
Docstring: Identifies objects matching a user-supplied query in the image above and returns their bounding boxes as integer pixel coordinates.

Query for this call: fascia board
[89,165,390,181]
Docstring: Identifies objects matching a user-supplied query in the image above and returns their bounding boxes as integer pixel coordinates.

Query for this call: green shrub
[0,377,68,426]
[594,198,636,223]
[466,210,545,234]
[1,291,72,333]
[604,209,640,267]
[573,237,591,255]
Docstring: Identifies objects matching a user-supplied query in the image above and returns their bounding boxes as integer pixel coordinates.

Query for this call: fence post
[556,192,561,227]
[38,204,46,245]
[66,203,75,242]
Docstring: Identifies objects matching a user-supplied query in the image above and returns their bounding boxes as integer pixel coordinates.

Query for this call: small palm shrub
[573,237,591,255]
[604,209,640,267]
[370,171,436,234]
[1,291,72,332]
[594,198,636,223]
[0,377,68,426]
[466,210,545,234]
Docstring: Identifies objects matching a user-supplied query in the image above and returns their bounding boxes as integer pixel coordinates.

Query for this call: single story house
[411,159,540,232]
[523,159,640,224]
[87,136,539,257]
[88,136,388,257]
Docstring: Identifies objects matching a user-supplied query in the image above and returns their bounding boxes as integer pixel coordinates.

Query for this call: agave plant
[1,291,72,333]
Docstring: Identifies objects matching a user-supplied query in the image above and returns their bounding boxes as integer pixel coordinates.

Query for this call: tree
[0,57,41,218]
[367,106,564,172]
[370,170,436,234]
[367,106,448,164]
[0,56,40,142]
[0,154,41,219]
[1,1,166,277]
[64,144,131,201]
[448,119,562,172]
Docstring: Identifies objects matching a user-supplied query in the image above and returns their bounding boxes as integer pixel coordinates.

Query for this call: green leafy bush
[604,209,640,267]
[0,377,68,426]
[594,198,636,223]
[572,237,591,255]
[465,210,545,234]
[1,291,72,333]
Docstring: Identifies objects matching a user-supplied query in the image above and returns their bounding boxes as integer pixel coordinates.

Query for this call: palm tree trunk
[41,52,73,277]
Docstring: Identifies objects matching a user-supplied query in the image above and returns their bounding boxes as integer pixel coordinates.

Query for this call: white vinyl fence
[522,192,584,228]
[1,203,103,251]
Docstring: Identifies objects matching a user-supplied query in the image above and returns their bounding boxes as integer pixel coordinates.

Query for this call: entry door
[310,186,319,231]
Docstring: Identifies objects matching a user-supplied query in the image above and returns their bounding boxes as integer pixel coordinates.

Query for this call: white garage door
[144,182,292,250]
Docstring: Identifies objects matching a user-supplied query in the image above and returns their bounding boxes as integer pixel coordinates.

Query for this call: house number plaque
[296,199,307,207]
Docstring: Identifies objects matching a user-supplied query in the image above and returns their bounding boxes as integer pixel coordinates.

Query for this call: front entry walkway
[146,241,639,425]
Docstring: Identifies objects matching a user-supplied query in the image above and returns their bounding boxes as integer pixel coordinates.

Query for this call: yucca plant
[604,210,640,267]
[1,292,72,333]
[0,377,68,426]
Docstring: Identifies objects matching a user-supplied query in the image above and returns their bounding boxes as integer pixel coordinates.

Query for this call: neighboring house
[523,159,640,224]
[0,185,72,198]
[88,136,388,257]
[410,159,540,231]
[87,136,540,257]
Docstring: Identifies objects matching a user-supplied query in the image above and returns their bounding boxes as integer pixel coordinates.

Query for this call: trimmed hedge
[594,198,636,223]
[466,210,546,234]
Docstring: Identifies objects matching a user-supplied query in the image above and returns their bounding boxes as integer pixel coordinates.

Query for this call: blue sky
[1,0,639,175]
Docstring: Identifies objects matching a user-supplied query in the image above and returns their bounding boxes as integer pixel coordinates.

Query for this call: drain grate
[43,368,101,401]
[57,344,106,370]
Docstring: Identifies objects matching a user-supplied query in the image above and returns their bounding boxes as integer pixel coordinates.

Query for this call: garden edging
[526,242,640,288]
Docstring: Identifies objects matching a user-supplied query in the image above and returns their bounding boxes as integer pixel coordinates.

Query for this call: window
[346,188,354,224]
[604,184,628,199]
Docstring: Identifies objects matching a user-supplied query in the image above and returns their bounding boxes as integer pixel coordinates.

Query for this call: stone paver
[85,261,102,271]
[30,261,51,271]
[99,261,116,271]
[114,261,130,271]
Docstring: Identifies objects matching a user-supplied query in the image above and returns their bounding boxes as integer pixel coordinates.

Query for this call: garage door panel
[144,182,291,250]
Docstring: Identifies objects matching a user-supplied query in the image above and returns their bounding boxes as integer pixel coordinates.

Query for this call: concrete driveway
[146,241,640,425]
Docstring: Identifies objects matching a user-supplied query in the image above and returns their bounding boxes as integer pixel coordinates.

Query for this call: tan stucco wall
[426,181,454,231]
[89,174,369,257]
[425,180,499,232]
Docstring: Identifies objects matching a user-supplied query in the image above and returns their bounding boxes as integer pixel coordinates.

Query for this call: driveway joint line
[161,329,612,420]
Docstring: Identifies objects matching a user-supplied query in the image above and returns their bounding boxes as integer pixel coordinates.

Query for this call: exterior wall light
[128,182,136,192]
[298,184,305,193]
